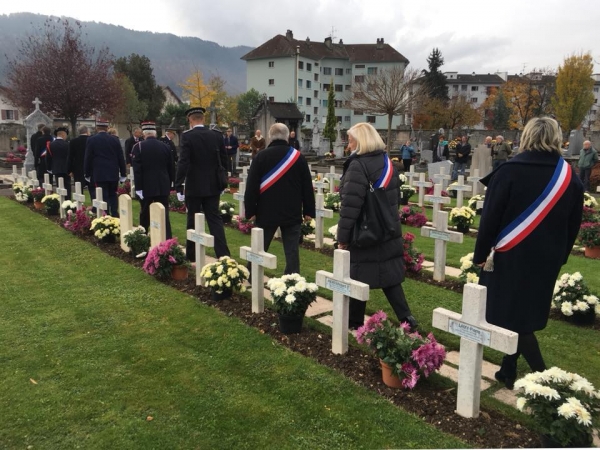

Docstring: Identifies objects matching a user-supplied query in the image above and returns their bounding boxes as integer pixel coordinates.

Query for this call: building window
[367,67,378,75]
[336,116,342,122]
[471,97,478,103]
[344,116,350,122]
[594,87,599,93]
[298,96,303,105]
[298,61,304,70]
[306,98,312,106]
[306,80,312,89]
[335,84,343,92]
[366,116,376,123]
[314,90,318,98]
[323,83,331,91]
[334,100,343,108]
[453,85,458,91]
[314,73,319,81]
[355,64,365,69]
[298,79,303,88]
[307,63,312,72]
[323,67,332,75]
[335,68,343,76]
[461,85,467,91]
[268,96,274,102]
[592,110,597,115]
[2,109,18,120]
[346,68,352,74]
[305,114,311,123]
[354,75,365,83]
[345,85,351,91]
[595,99,598,104]
[322,99,328,107]
[471,86,479,91]
[314,107,318,114]
[268,79,275,85]
[268,61,274,68]
[353,110,363,115]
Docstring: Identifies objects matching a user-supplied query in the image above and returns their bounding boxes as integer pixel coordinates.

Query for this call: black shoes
[494,370,516,390]
[402,315,419,332]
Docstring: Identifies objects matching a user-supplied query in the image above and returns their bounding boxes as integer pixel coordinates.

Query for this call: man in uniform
[84,119,126,216]
[47,127,71,199]
[125,127,143,166]
[159,127,179,176]
[132,121,174,237]
[175,107,230,261]
[223,128,239,176]
[35,126,54,186]
[68,126,90,196]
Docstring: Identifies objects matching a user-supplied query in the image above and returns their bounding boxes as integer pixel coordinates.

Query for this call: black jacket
[47,138,69,174]
[433,142,449,162]
[35,134,53,168]
[132,137,174,197]
[159,136,178,163]
[30,131,42,159]
[223,134,239,155]
[84,132,126,183]
[68,134,88,182]
[175,125,228,197]
[455,142,471,164]
[338,150,405,289]
[244,139,315,227]
[289,137,300,150]
[125,135,143,165]
[474,151,583,333]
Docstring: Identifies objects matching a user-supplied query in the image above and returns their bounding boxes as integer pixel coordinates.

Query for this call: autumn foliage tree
[419,95,481,130]
[179,69,215,108]
[110,74,148,132]
[5,18,120,133]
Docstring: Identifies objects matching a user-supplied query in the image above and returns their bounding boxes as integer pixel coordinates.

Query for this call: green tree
[114,53,166,120]
[110,74,148,134]
[236,88,263,130]
[421,48,448,102]
[552,53,595,132]
[492,91,511,130]
[157,102,190,131]
[323,81,336,149]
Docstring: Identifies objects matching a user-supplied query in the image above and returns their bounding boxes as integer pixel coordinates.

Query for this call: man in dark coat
[451,135,471,181]
[30,123,44,163]
[223,128,239,176]
[67,126,90,195]
[35,126,54,186]
[159,127,179,163]
[245,123,315,275]
[47,127,71,199]
[175,107,230,260]
[474,117,583,388]
[125,127,143,166]
[132,122,174,238]
[84,119,127,216]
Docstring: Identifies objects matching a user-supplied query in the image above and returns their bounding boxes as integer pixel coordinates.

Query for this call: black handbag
[216,147,229,191]
[351,157,399,248]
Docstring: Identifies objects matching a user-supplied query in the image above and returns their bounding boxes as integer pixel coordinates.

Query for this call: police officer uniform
[48,127,71,199]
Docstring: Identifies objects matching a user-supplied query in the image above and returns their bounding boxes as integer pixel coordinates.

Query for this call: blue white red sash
[373,154,393,189]
[260,147,301,193]
[483,158,572,271]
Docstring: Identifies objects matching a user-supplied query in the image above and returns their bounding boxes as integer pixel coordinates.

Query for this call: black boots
[495,355,518,390]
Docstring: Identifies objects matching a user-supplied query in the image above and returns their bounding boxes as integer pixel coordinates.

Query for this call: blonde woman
[474,117,583,388]
[337,122,417,330]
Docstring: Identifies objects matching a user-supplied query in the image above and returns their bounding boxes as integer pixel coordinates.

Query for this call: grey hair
[519,117,562,155]
[269,123,289,141]
[78,125,89,134]
[143,130,157,138]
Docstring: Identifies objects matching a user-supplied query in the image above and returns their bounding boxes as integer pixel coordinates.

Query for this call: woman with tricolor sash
[474,117,584,389]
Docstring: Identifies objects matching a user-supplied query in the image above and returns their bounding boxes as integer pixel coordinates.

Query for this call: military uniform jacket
[175,125,228,197]
[125,135,143,165]
[67,135,88,180]
[47,138,69,174]
[159,136,179,163]
[132,137,174,197]
[84,132,126,183]
[35,134,53,167]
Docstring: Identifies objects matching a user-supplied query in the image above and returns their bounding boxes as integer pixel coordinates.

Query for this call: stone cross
[240,227,277,313]
[432,283,518,418]
[56,177,68,219]
[73,182,85,210]
[314,193,333,249]
[19,168,29,185]
[433,166,452,191]
[187,213,215,286]
[207,101,217,126]
[119,194,133,252]
[129,166,136,199]
[477,200,484,210]
[597,185,600,193]
[240,166,248,184]
[313,174,327,194]
[11,165,18,183]
[93,187,108,218]
[413,172,433,207]
[324,166,341,192]
[27,171,39,189]
[424,183,451,224]
[405,165,419,187]
[233,181,246,219]
[335,122,342,144]
[421,210,464,281]
[467,169,483,197]
[316,249,370,354]
[149,202,167,249]
[448,175,473,208]
[43,173,53,197]
[32,97,42,110]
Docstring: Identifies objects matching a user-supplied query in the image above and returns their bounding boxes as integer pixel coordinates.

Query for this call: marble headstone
[421,149,433,163]
[471,145,493,177]
[427,160,453,183]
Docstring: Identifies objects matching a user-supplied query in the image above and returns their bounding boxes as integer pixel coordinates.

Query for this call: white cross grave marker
[405,165,419,187]
[128,166,136,199]
[27,171,39,188]
[73,182,85,210]
[11,165,19,183]
[316,249,370,354]
[187,213,214,286]
[413,172,433,207]
[92,187,108,218]
[324,166,341,192]
[314,193,333,249]
[476,200,484,210]
[421,210,463,281]
[149,202,167,249]
[424,183,451,224]
[19,167,29,184]
[467,169,483,197]
[240,166,248,184]
[56,177,68,219]
[432,283,518,418]
[313,174,327,194]
[240,227,277,313]
[233,181,246,218]
[119,194,133,252]
[43,173,53,197]
[448,175,473,208]
[433,166,452,191]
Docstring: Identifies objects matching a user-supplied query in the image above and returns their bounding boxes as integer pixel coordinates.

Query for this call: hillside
[0,13,252,95]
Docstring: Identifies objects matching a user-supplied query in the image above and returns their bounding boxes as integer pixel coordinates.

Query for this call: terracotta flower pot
[380,360,403,388]
[34,201,43,210]
[584,246,600,259]
[171,264,188,281]
[229,187,238,194]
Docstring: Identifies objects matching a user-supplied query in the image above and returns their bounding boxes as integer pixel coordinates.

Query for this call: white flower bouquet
[90,216,120,242]
[514,367,600,447]
[12,182,32,202]
[458,252,480,284]
[398,173,407,185]
[328,224,338,239]
[62,200,77,215]
[219,201,235,216]
[449,206,476,228]
[123,226,150,256]
[324,192,340,211]
[552,272,599,320]
[583,192,598,209]
[446,182,458,198]
[200,256,249,294]
[467,194,485,213]
[267,273,318,316]
[399,184,416,199]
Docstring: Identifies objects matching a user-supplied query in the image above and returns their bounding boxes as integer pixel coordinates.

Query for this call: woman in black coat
[474,117,583,388]
[337,123,417,330]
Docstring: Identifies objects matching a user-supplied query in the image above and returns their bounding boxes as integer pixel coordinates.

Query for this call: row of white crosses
[405,165,419,187]
[413,173,432,207]
[421,210,463,282]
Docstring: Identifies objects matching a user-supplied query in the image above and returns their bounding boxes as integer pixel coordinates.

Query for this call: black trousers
[402,159,412,172]
[55,173,72,200]
[95,181,119,217]
[349,283,412,328]
[186,195,230,260]
[259,223,302,274]
[499,332,546,375]
[140,195,172,239]
[227,154,237,175]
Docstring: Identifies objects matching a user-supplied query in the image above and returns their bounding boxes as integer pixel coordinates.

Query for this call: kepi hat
[185,106,206,117]
[96,118,109,127]
[141,121,156,132]
[54,126,69,136]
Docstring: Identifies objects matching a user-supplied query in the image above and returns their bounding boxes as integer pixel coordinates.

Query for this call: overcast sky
[1,0,598,75]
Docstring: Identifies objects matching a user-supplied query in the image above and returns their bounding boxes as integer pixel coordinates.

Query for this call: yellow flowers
[90,216,121,240]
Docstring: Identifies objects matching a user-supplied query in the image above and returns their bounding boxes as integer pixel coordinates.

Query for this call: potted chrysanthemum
[12,182,32,203]
[61,200,77,215]
[552,272,599,325]
[123,226,151,257]
[266,273,318,334]
[324,192,341,211]
[31,188,45,209]
[467,194,485,215]
[299,218,315,243]
[583,192,597,209]
[219,201,235,224]
[41,193,60,215]
[143,237,189,280]
[400,205,428,228]
[458,252,480,284]
[399,185,416,205]
[90,216,120,243]
[200,256,249,300]
[514,367,600,448]
[578,222,600,259]
[449,206,476,233]
[403,232,425,273]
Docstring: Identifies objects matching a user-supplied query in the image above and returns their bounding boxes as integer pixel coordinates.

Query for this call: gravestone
[19,168,29,185]
[324,166,341,192]
[314,193,333,249]
[566,129,584,157]
[233,181,246,218]
[316,249,369,354]
[405,165,419,187]
[240,227,277,313]
[432,283,518,418]
[421,149,433,163]
[240,166,248,184]
[56,177,68,219]
[471,144,493,177]
[23,97,53,175]
[93,187,108,218]
[43,174,53,197]
[311,117,321,151]
[313,176,327,194]
[432,166,452,191]
[119,195,133,252]
[149,203,167,249]
[333,122,344,158]
[73,182,85,210]
[128,167,136,199]
[421,211,464,281]
[413,173,433,207]
[467,169,483,197]
[187,213,215,286]
[424,183,451,224]
[11,165,18,183]
[448,175,473,208]
[319,139,330,157]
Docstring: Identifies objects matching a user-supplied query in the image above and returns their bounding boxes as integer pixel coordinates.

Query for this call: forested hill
[0,13,253,95]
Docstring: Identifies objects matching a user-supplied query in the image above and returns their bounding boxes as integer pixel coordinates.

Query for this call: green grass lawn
[0,198,465,449]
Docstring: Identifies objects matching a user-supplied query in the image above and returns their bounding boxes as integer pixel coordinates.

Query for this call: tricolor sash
[483,158,572,272]
[373,154,393,189]
[260,146,301,193]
